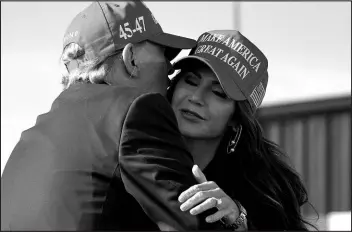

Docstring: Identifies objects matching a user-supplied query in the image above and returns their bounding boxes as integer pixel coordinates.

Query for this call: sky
[1,2,351,174]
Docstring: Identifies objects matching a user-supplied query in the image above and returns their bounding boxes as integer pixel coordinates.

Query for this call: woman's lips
[180,109,205,121]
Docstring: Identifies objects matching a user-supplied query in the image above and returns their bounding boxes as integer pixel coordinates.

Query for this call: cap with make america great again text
[174,30,269,113]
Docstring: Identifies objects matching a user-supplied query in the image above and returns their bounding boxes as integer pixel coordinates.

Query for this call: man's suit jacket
[1,83,223,230]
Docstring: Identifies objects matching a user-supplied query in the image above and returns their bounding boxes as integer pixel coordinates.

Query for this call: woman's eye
[213,90,228,99]
[184,75,198,86]
[185,79,197,86]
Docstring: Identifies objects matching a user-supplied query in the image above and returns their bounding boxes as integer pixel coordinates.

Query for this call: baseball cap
[63,1,196,72]
[173,30,269,113]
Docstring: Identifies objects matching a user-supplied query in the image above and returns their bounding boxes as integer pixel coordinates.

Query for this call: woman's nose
[188,89,205,106]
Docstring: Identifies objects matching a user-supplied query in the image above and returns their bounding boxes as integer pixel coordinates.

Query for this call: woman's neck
[184,137,222,171]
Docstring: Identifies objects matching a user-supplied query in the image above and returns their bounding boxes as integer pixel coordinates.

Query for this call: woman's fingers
[180,188,222,211]
[178,181,218,203]
[205,207,233,223]
[192,165,207,183]
[189,197,222,215]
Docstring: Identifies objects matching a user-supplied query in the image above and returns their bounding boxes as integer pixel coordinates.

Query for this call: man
[1,1,223,230]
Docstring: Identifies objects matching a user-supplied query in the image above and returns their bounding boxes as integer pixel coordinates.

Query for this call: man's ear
[122,43,138,78]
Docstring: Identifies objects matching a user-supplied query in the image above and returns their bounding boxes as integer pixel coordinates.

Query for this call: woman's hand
[178,165,245,229]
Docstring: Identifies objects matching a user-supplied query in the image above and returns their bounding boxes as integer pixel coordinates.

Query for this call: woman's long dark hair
[223,100,318,230]
[167,74,318,231]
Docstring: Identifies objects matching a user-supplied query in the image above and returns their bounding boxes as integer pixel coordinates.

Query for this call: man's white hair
[60,43,120,90]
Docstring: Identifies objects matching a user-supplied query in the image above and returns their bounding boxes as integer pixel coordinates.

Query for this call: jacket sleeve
[118,93,223,231]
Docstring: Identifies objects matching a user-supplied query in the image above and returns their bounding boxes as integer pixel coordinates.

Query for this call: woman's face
[171,63,235,139]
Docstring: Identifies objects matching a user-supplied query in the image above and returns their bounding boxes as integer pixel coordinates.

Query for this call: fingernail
[180,204,186,211]
[206,217,212,223]
[178,194,184,203]
[190,209,196,215]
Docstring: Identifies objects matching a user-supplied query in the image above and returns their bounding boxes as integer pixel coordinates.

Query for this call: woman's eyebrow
[185,70,220,85]
[184,70,201,80]
[189,71,201,79]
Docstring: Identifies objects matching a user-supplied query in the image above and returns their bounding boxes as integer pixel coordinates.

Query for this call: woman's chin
[179,127,207,139]
[177,116,208,138]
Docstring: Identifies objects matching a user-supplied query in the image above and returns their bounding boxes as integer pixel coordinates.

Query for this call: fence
[257,96,351,216]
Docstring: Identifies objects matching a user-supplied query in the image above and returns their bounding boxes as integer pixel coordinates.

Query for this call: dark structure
[257,95,351,216]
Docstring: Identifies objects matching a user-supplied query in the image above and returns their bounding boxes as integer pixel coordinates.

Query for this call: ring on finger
[214,198,222,209]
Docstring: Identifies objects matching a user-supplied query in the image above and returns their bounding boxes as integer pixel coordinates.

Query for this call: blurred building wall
[257,96,351,218]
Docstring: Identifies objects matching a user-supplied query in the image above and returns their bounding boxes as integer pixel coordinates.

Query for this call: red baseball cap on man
[63,1,197,72]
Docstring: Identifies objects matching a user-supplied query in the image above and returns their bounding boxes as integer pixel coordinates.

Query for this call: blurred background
[1,2,351,230]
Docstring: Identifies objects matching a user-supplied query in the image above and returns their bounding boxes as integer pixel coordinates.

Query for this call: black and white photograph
[1,1,351,230]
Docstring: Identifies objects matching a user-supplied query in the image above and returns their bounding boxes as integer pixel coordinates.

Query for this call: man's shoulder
[129,92,174,117]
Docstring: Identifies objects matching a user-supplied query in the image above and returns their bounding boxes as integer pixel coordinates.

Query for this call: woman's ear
[227,115,238,128]
[122,43,138,78]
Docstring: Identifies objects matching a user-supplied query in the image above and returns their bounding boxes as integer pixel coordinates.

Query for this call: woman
[167,30,317,230]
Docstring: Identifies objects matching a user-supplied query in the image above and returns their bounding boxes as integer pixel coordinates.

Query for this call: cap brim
[173,56,246,101]
[148,33,196,61]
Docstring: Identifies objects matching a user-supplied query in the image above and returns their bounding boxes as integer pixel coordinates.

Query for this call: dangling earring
[227,124,242,154]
